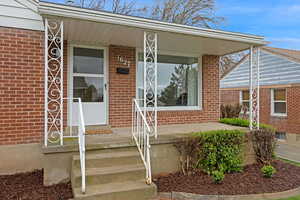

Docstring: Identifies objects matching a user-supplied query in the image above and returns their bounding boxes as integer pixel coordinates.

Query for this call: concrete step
[72,164,145,187]
[73,180,157,200]
[72,151,142,168]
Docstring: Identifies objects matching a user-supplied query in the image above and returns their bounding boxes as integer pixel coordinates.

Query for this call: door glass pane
[74,47,104,74]
[274,102,286,114]
[73,77,104,102]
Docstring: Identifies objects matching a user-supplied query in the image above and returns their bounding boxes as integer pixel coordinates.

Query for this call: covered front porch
[40,1,266,196]
[42,1,265,146]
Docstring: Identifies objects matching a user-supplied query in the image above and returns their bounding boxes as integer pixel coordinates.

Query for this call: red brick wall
[63,41,68,128]
[220,87,300,134]
[220,90,240,105]
[108,47,220,127]
[0,27,44,145]
[109,45,136,127]
[0,36,221,145]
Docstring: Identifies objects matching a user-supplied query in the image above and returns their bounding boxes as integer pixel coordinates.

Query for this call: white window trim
[271,88,287,117]
[136,49,203,111]
[239,90,250,114]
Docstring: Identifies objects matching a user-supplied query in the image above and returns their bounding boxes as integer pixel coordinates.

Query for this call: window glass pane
[242,90,250,101]
[274,89,286,101]
[275,132,287,140]
[74,47,104,74]
[137,53,199,107]
[242,102,249,112]
[73,77,104,102]
[274,102,286,114]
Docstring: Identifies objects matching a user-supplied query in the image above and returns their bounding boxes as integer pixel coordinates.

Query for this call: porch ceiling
[63,18,253,56]
[39,1,267,56]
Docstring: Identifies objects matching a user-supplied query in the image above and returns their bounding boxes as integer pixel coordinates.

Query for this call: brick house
[0,0,266,199]
[221,47,300,144]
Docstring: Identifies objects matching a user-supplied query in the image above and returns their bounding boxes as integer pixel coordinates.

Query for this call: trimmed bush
[173,130,245,184]
[261,165,276,178]
[174,130,245,173]
[193,130,245,174]
[173,137,199,175]
[219,118,276,131]
[252,128,277,164]
[220,104,242,118]
[220,118,249,127]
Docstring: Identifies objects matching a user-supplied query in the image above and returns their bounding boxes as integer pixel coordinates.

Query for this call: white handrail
[132,99,152,184]
[76,98,86,194]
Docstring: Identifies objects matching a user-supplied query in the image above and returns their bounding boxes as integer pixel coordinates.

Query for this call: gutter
[38,1,267,46]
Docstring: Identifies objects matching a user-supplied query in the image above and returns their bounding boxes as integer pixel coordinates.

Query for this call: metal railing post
[132,99,152,184]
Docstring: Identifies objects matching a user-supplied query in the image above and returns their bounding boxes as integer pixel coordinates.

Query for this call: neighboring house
[221,47,300,144]
[0,0,266,199]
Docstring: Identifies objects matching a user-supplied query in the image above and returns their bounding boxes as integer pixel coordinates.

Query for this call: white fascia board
[38,1,267,46]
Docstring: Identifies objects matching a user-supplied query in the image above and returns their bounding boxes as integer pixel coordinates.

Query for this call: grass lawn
[278,197,300,200]
[278,158,300,167]
[277,158,300,200]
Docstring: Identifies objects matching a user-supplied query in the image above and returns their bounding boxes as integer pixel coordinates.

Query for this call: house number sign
[116,55,130,74]
[117,55,131,68]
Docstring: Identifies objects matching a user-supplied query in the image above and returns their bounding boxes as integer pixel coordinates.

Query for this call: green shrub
[261,165,276,178]
[173,137,200,175]
[220,118,249,127]
[252,128,277,164]
[219,118,276,131]
[211,170,225,184]
[192,130,245,174]
[220,104,242,118]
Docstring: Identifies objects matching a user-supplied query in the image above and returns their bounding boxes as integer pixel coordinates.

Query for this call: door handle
[104,83,107,90]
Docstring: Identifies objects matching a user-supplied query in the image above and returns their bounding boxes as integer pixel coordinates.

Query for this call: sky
[215,0,300,50]
[48,0,300,50]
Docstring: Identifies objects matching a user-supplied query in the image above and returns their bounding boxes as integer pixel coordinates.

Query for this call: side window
[240,90,250,113]
[271,89,287,116]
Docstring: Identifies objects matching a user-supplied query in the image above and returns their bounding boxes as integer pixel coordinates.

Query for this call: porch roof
[38,1,267,56]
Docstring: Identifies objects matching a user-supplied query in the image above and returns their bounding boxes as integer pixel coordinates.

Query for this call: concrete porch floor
[110,122,244,139]
[43,122,247,154]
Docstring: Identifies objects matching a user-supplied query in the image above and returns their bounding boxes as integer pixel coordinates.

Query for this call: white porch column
[249,46,260,130]
[143,32,158,138]
[44,18,64,146]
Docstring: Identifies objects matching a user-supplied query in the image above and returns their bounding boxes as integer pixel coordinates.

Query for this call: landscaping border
[158,186,300,200]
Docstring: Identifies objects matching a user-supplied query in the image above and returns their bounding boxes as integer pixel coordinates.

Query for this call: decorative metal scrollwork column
[144,32,158,138]
[249,46,260,130]
[44,18,64,146]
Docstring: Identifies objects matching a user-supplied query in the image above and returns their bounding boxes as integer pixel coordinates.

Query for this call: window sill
[157,106,202,111]
[271,114,287,118]
[140,106,202,111]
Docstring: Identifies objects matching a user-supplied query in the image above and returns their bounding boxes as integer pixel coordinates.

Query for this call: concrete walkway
[276,142,300,163]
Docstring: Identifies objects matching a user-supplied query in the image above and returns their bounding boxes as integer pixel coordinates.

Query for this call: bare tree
[220,50,248,79]
[71,0,223,28]
[76,0,146,15]
[149,0,224,28]
[77,0,105,10]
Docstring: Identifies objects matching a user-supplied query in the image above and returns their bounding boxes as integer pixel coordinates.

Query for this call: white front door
[70,46,107,125]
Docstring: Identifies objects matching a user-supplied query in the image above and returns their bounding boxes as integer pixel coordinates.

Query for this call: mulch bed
[154,160,300,195]
[0,170,73,200]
